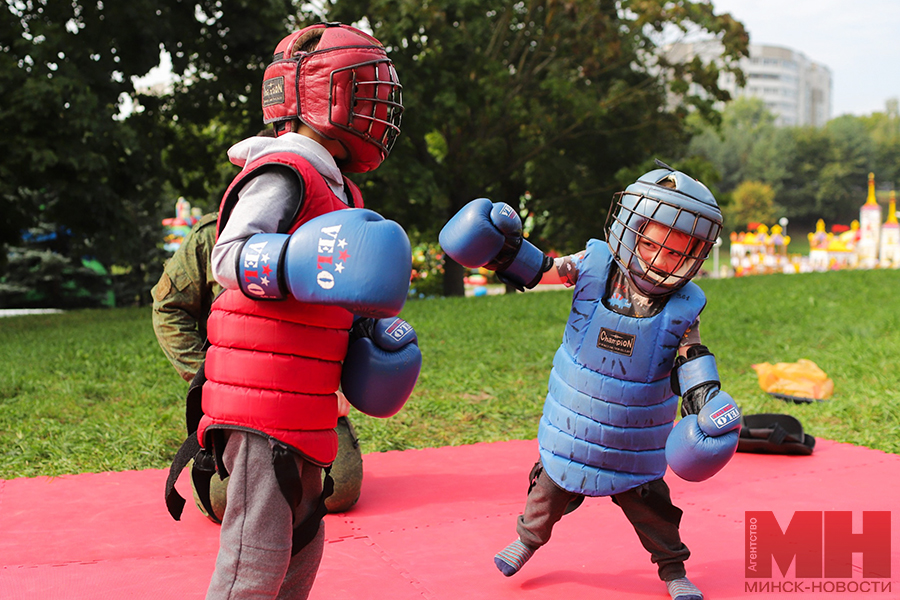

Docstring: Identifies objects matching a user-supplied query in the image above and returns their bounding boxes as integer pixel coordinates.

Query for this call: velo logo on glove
[498,204,516,220]
[316,224,349,290]
[384,318,413,342]
[709,403,740,429]
[240,236,282,298]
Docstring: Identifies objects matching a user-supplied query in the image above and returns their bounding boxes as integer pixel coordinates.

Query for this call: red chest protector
[198,152,364,466]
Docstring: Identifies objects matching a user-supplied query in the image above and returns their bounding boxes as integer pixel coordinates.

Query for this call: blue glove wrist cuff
[500,239,546,290]
[237,233,289,300]
[676,353,720,397]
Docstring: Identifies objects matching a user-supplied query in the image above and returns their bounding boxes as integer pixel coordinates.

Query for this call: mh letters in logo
[746,511,891,579]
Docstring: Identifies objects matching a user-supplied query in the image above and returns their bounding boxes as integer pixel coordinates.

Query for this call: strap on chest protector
[163,363,335,555]
[165,362,223,521]
[272,443,335,555]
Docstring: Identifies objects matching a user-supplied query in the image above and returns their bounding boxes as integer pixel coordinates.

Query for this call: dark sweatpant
[515,461,691,582]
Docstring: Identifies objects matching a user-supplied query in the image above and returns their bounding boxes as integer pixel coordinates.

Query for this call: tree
[862,99,900,190]
[326,0,748,294]
[773,126,828,223]
[0,1,301,302]
[2,1,164,266]
[728,180,776,231]
[820,116,874,220]
[776,118,873,225]
[686,97,782,195]
[685,98,882,229]
[149,0,309,211]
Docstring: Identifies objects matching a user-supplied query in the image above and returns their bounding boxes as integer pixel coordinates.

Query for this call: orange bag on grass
[751,359,834,401]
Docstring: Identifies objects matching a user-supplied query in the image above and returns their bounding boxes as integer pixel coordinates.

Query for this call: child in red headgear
[174,23,418,600]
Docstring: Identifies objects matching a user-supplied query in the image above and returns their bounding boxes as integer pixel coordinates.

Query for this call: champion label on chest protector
[263,76,285,107]
[597,328,635,356]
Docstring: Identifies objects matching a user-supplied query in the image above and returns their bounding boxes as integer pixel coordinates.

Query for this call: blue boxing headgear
[605,166,722,297]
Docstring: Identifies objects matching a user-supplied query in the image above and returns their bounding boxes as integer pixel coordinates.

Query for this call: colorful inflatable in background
[729,223,792,276]
[464,272,489,296]
[161,197,203,253]
[805,175,900,272]
[730,173,900,276]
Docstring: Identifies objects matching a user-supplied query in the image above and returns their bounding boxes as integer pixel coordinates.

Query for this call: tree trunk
[442,257,466,297]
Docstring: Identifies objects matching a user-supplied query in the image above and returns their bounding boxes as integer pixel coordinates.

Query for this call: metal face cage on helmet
[605,167,723,297]
[261,23,403,173]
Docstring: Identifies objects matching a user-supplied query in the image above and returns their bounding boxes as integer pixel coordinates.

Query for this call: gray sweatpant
[206,431,325,600]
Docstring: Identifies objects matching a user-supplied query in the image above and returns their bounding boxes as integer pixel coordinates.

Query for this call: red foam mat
[1,439,898,599]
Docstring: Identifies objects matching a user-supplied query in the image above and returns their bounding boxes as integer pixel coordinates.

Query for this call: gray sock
[666,577,703,600]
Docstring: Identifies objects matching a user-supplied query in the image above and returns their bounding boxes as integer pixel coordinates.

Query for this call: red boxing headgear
[261,23,403,173]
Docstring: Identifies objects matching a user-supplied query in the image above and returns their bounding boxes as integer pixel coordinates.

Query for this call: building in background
[666,41,832,127]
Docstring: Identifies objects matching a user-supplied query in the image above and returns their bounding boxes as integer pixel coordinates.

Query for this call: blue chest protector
[538,240,706,496]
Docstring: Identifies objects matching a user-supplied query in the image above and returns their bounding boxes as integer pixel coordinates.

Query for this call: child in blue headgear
[440,163,742,600]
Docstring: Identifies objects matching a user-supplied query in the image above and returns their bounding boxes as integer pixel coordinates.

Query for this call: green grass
[1,269,899,479]
[697,270,900,452]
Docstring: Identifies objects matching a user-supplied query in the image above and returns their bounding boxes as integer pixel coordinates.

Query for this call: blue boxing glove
[665,346,742,482]
[236,209,412,318]
[666,392,741,481]
[439,198,551,290]
[341,316,422,418]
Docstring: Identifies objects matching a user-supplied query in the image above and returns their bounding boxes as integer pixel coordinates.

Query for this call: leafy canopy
[0,0,299,270]
[326,0,747,293]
